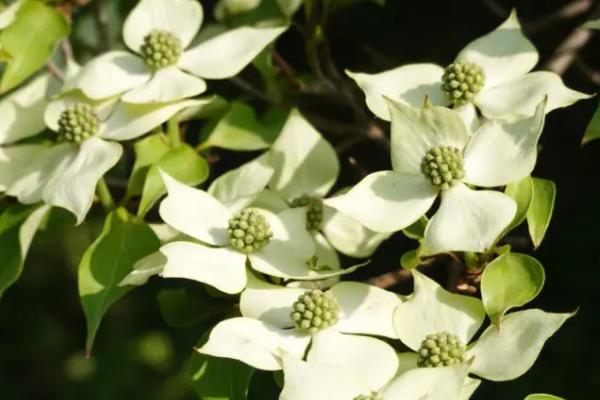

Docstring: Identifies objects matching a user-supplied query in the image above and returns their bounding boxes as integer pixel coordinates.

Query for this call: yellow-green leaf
[505,175,533,231]
[582,100,600,145]
[526,178,556,248]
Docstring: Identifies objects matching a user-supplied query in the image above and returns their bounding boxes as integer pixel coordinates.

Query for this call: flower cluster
[0,2,587,399]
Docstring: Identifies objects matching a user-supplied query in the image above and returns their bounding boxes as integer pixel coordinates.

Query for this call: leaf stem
[97,178,115,211]
[167,116,182,147]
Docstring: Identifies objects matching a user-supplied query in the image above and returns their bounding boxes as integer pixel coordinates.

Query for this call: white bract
[326,97,547,255]
[0,75,203,223]
[393,270,573,384]
[348,11,590,121]
[198,273,401,370]
[157,172,328,294]
[70,0,287,104]
[280,346,468,400]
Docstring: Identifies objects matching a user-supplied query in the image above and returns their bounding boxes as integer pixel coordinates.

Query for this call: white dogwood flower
[326,97,548,255]
[348,11,590,121]
[280,347,468,400]
[70,0,287,104]
[197,273,402,370]
[157,173,323,294]
[0,84,204,223]
[393,270,573,385]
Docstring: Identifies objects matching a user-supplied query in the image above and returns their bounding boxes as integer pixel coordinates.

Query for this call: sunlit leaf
[504,175,533,231]
[526,178,556,248]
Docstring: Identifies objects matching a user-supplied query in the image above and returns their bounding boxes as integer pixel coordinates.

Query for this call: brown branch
[228,76,280,105]
[543,28,593,75]
[526,0,594,34]
[574,57,600,84]
[46,60,65,81]
[271,48,304,90]
[477,0,508,18]
[368,269,412,288]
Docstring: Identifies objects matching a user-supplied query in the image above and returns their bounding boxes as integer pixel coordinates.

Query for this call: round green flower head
[140,29,183,69]
[354,393,382,400]
[420,146,465,190]
[441,61,485,106]
[57,102,100,144]
[290,289,339,334]
[290,195,323,231]
[228,209,273,253]
[417,332,467,368]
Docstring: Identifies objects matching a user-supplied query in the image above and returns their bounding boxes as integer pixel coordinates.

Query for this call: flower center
[290,289,339,334]
[417,332,466,368]
[354,393,382,400]
[420,146,464,190]
[140,29,183,69]
[441,61,485,106]
[57,102,100,143]
[290,195,323,231]
[228,209,273,253]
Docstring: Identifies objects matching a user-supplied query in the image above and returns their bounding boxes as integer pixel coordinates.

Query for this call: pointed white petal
[70,51,151,100]
[346,64,446,120]
[123,0,203,51]
[158,172,230,246]
[464,99,545,187]
[267,109,339,199]
[387,98,469,174]
[43,138,122,223]
[160,241,247,294]
[393,270,485,351]
[280,353,369,400]
[468,309,573,381]
[331,281,401,338]
[240,273,304,328]
[198,317,310,371]
[322,204,390,258]
[325,171,437,233]
[476,71,593,118]
[308,330,399,391]
[422,183,516,255]
[460,377,482,400]
[381,363,468,400]
[121,66,207,103]
[457,10,538,87]
[179,26,287,79]
[248,208,316,278]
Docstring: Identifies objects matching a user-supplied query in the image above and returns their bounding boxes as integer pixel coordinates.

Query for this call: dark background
[1,0,599,399]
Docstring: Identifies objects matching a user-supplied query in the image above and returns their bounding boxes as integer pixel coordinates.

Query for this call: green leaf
[79,208,159,354]
[481,252,545,325]
[526,178,556,248]
[202,102,281,151]
[0,0,70,93]
[525,395,565,400]
[582,18,600,29]
[125,133,171,199]
[504,175,533,231]
[402,216,428,239]
[137,144,209,217]
[0,204,50,300]
[582,100,600,144]
[185,333,254,400]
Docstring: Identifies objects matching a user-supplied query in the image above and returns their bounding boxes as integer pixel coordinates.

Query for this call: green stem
[97,178,115,211]
[463,252,479,270]
[167,116,182,147]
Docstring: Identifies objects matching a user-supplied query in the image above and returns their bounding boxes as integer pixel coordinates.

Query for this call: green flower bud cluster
[140,29,183,69]
[290,195,323,231]
[441,61,485,106]
[420,146,465,190]
[290,289,339,334]
[417,332,466,368]
[354,392,382,400]
[57,102,100,143]
[228,209,273,253]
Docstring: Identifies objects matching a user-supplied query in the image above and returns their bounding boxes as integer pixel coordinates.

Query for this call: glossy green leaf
[481,252,545,325]
[582,100,600,144]
[0,0,70,93]
[79,208,159,354]
[504,175,533,231]
[400,249,420,270]
[582,18,600,29]
[0,204,50,300]
[527,178,556,248]
[125,133,171,199]
[185,333,254,400]
[525,395,565,400]
[137,144,209,217]
[202,102,281,151]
